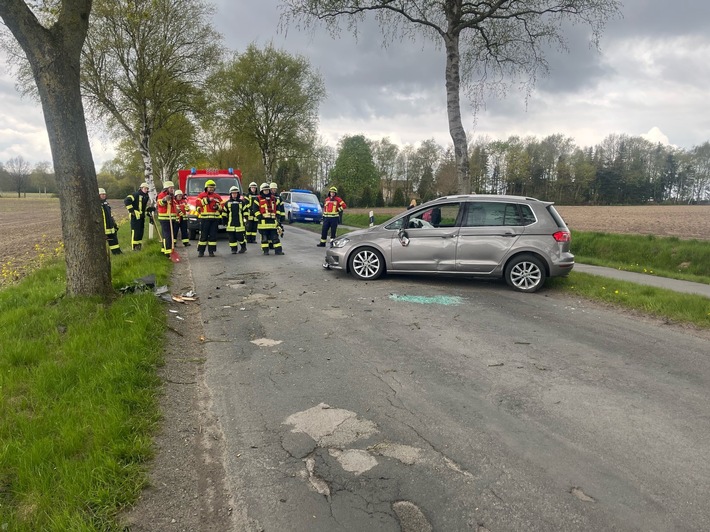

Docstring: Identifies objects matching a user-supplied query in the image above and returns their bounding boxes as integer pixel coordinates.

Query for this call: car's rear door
[455,201,524,273]
[389,203,462,271]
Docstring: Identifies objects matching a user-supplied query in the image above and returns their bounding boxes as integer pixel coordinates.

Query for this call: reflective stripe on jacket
[222,197,246,230]
[156,191,178,220]
[323,195,346,217]
[198,191,222,218]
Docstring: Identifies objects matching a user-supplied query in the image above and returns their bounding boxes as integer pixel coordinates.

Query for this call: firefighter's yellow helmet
[205,179,216,187]
[260,182,270,191]
[98,188,106,195]
[269,182,278,189]
[175,189,183,196]
[163,181,174,188]
[140,182,149,189]
[249,181,257,188]
[329,186,338,193]
[229,186,239,193]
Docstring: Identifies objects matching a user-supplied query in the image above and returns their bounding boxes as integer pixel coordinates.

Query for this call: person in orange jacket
[196,179,222,257]
[156,181,178,258]
[318,186,346,247]
[174,189,191,247]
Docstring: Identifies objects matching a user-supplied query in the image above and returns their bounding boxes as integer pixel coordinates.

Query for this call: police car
[280,189,323,224]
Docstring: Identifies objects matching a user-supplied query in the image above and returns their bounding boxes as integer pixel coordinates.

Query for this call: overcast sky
[1,0,709,167]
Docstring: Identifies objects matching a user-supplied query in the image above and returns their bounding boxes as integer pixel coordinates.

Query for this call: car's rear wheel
[349,247,385,280]
[504,254,546,293]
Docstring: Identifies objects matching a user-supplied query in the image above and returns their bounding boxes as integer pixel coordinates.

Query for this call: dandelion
[614,290,619,294]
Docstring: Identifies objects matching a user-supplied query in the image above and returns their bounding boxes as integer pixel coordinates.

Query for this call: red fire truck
[177,167,243,239]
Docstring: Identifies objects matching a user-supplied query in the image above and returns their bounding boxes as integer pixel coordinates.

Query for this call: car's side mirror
[398,228,410,247]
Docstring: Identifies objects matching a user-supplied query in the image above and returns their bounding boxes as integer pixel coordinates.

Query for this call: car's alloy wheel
[349,248,384,280]
[505,254,545,293]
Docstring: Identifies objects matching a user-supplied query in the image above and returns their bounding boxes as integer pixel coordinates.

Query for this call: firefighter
[197,179,222,257]
[156,181,178,258]
[268,181,285,248]
[123,182,153,250]
[174,189,191,247]
[222,186,247,254]
[244,181,260,243]
[256,182,284,255]
[318,186,347,247]
[100,188,122,255]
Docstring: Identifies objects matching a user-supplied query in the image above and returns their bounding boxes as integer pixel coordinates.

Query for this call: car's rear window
[546,205,567,228]
[463,202,536,227]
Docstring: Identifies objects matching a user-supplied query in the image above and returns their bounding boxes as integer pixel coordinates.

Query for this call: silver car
[323,195,574,293]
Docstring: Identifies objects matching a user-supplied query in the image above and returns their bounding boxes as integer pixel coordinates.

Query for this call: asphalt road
[187,226,710,531]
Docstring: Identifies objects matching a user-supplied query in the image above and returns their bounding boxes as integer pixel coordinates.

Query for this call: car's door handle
[502,231,516,237]
[442,233,457,238]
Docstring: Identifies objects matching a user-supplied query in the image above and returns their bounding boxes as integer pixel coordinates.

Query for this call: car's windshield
[187,177,240,195]
[292,192,318,204]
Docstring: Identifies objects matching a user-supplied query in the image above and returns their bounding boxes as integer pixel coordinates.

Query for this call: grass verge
[0,227,171,530]
[571,231,710,282]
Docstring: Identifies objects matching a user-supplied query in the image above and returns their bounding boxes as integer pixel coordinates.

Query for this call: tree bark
[1,1,113,299]
[443,31,471,194]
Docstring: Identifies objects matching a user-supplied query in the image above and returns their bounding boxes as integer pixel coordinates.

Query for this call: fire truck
[177,167,243,240]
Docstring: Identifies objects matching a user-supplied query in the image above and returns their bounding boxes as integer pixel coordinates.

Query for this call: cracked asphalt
[144,226,710,531]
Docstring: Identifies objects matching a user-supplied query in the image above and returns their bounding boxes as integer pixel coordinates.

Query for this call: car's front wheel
[504,254,546,293]
[349,247,385,280]
[287,212,293,224]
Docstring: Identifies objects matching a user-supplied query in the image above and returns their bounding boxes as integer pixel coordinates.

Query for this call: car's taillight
[553,231,570,243]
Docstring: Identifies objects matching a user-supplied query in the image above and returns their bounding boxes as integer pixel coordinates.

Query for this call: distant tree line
[330,133,710,208]
[4,132,710,209]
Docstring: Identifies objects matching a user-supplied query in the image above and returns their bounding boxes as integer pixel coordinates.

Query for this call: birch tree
[281,0,621,194]
[81,0,222,196]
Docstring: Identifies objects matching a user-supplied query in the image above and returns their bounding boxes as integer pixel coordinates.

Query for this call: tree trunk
[443,32,471,194]
[138,133,158,202]
[1,1,112,298]
[36,51,113,298]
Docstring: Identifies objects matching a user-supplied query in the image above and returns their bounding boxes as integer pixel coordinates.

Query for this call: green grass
[0,226,171,530]
[571,231,710,282]
[548,273,710,328]
[342,212,393,227]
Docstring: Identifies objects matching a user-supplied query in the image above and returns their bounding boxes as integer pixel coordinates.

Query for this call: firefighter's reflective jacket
[198,190,222,218]
[256,192,283,229]
[222,194,246,231]
[156,191,178,220]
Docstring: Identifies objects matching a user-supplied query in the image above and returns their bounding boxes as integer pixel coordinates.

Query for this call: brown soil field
[1,197,709,285]
[0,196,128,285]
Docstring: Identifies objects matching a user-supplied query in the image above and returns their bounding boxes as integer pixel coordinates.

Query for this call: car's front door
[389,203,462,271]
